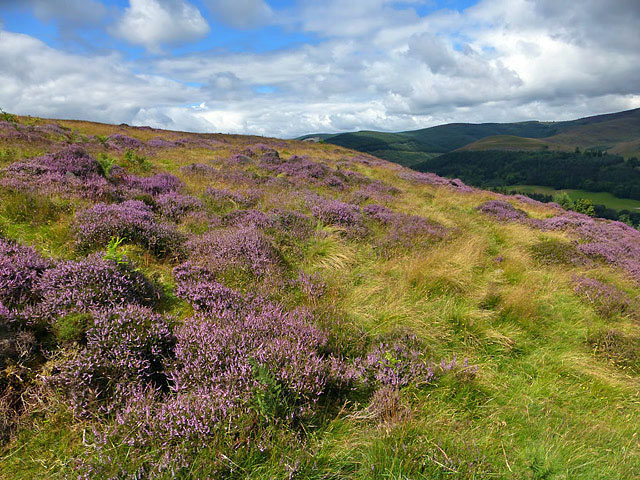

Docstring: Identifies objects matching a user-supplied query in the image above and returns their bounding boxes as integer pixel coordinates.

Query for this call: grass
[2,116,640,478]
[511,184,640,211]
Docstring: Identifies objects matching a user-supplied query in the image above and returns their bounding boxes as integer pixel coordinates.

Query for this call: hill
[299,108,640,162]
[2,114,640,478]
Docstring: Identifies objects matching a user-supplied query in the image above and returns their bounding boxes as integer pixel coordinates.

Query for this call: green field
[511,185,640,211]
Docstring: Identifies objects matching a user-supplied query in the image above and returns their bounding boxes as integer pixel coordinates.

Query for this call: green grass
[511,185,640,211]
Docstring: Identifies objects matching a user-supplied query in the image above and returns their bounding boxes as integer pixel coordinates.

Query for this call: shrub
[155,192,203,221]
[74,200,185,257]
[308,196,364,231]
[222,209,274,229]
[173,262,247,317]
[363,204,449,244]
[572,276,636,318]
[186,226,281,278]
[117,172,183,196]
[0,147,113,199]
[54,305,174,416]
[478,200,530,223]
[205,187,259,211]
[270,209,314,239]
[0,238,52,310]
[107,134,143,151]
[37,254,158,319]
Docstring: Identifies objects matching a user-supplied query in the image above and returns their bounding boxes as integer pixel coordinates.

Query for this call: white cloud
[204,0,273,28]
[112,0,209,52]
[1,0,640,137]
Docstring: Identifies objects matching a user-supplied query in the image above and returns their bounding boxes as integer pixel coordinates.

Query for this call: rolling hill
[298,108,640,166]
[2,115,640,478]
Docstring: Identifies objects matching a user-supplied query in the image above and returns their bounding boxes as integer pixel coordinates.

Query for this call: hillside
[299,108,640,162]
[2,115,640,478]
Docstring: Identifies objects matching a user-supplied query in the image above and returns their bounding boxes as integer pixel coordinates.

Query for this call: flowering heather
[118,172,183,196]
[74,200,185,257]
[37,254,158,319]
[107,134,144,150]
[538,213,640,280]
[363,204,448,242]
[0,147,113,199]
[241,143,280,160]
[351,180,401,204]
[398,170,474,192]
[173,263,247,317]
[0,238,51,310]
[478,200,531,223]
[296,271,327,300]
[155,192,203,221]
[261,155,332,184]
[572,276,636,318]
[80,292,352,476]
[146,138,177,148]
[169,304,332,415]
[186,226,281,277]
[269,209,314,239]
[308,196,364,230]
[222,209,274,229]
[205,187,259,209]
[54,305,173,416]
[478,199,640,281]
[360,336,469,389]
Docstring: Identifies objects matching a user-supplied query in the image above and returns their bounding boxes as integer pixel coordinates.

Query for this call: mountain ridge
[298,108,640,165]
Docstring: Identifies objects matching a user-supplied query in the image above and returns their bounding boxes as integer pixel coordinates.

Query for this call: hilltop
[299,108,640,166]
[1,114,640,478]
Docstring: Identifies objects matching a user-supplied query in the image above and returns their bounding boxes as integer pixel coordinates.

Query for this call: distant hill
[298,108,640,165]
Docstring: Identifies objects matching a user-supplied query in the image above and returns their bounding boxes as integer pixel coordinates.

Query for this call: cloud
[0,30,196,123]
[204,0,273,28]
[112,0,210,52]
[1,0,640,137]
[24,0,108,25]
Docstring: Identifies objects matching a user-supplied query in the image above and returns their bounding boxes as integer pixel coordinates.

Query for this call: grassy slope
[1,117,640,478]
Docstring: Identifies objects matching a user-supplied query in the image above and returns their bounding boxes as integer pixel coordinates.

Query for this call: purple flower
[74,200,185,257]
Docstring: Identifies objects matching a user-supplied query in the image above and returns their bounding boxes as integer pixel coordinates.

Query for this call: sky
[0,0,639,138]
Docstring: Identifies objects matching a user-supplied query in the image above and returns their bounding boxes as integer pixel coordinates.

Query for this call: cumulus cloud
[204,0,273,28]
[112,0,210,52]
[0,30,196,122]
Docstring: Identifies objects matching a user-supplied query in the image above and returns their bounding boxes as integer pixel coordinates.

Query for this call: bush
[74,200,185,257]
[37,254,158,319]
[572,276,636,318]
[308,196,364,231]
[0,237,52,310]
[155,192,203,221]
[185,226,281,278]
[54,305,174,416]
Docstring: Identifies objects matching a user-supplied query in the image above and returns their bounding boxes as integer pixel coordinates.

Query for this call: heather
[572,275,636,318]
[185,226,281,279]
[2,115,640,479]
[36,254,158,319]
[73,200,185,258]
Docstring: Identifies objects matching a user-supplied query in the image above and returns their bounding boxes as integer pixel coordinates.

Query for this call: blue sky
[0,0,639,137]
